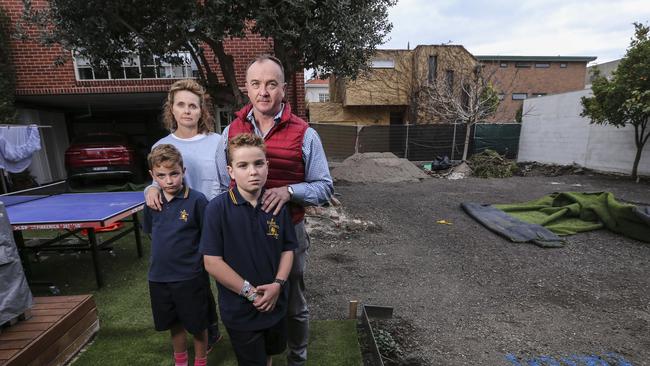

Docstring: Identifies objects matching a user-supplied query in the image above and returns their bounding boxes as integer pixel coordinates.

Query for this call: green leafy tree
[0,7,15,122]
[581,23,650,180]
[18,0,394,109]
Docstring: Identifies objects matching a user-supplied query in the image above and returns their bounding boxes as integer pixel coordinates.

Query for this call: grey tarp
[0,202,33,324]
[461,202,565,248]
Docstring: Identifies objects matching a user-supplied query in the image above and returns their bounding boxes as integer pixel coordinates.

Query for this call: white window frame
[318,93,330,102]
[370,58,395,69]
[512,93,528,100]
[72,51,197,81]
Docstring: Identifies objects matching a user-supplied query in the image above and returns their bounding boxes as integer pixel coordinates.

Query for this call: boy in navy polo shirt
[201,133,297,366]
[143,144,209,366]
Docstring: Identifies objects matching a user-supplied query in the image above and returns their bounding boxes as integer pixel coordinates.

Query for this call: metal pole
[404,123,410,159]
[354,124,362,154]
[132,212,143,258]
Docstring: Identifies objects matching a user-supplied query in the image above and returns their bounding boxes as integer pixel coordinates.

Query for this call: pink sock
[174,351,188,366]
[194,357,207,366]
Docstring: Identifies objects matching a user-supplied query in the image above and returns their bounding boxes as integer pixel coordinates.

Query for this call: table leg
[13,230,32,280]
[88,229,103,288]
[132,212,143,258]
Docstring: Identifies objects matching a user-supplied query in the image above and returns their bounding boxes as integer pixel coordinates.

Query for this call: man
[213,54,333,366]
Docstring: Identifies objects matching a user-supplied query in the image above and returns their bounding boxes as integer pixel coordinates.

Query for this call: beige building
[309,45,478,125]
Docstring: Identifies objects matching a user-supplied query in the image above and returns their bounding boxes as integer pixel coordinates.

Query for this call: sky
[381,0,650,65]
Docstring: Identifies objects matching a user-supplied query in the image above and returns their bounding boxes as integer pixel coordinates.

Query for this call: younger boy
[143,144,210,366]
[201,133,297,366]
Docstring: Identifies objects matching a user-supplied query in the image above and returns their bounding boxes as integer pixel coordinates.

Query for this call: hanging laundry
[0,125,42,173]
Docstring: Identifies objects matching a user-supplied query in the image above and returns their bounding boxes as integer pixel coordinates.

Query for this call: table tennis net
[0,181,66,207]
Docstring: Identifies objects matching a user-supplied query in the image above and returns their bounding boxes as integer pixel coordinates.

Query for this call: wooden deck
[0,295,99,366]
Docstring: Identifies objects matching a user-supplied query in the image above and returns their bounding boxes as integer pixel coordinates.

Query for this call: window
[428,56,438,83]
[560,63,568,68]
[512,93,527,100]
[533,93,547,97]
[370,58,395,68]
[535,63,550,68]
[73,51,198,81]
[500,62,508,68]
[515,62,531,68]
[318,93,330,102]
[445,70,454,90]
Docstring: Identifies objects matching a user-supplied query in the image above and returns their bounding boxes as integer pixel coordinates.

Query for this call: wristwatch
[273,278,287,287]
[287,186,294,198]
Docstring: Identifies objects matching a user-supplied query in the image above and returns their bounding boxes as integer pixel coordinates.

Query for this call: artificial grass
[24,229,362,365]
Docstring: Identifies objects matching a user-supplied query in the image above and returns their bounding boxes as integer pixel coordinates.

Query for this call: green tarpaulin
[494,192,650,243]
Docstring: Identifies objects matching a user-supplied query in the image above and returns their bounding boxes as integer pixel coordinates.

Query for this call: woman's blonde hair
[162,79,214,134]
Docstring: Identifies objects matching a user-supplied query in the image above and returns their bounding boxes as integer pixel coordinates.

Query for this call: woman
[144,79,222,350]
[145,79,220,208]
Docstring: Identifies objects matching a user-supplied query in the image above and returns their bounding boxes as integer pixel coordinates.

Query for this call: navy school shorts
[149,275,210,336]
[226,317,288,366]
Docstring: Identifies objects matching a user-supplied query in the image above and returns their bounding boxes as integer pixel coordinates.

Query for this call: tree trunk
[462,122,472,161]
[202,37,246,108]
[631,121,649,180]
[631,144,642,180]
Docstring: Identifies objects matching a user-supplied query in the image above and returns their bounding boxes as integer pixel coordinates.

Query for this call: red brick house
[1,0,305,183]
[476,55,596,122]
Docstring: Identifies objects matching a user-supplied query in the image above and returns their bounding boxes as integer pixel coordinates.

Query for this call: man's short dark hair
[246,54,285,81]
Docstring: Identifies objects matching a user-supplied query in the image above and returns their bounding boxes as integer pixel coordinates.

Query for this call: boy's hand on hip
[262,187,290,215]
[145,187,163,211]
[253,283,281,312]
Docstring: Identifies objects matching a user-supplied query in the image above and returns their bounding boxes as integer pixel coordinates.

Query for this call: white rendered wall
[305,84,329,103]
[519,89,650,176]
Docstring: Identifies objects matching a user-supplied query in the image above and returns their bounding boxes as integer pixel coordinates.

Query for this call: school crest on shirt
[179,209,188,222]
[266,217,279,239]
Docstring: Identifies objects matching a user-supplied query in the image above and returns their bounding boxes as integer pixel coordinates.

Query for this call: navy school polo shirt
[200,187,298,331]
[142,186,208,282]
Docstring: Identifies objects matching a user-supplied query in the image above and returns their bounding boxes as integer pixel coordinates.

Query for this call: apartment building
[309,45,477,125]
[476,55,596,122]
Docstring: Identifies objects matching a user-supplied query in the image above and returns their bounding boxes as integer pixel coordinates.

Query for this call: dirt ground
[305,172,650,365]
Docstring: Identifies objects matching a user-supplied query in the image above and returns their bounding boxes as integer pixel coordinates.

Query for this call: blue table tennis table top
[1,191,145,230]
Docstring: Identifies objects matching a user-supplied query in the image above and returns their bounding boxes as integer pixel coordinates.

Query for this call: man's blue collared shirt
[212,104,333,206]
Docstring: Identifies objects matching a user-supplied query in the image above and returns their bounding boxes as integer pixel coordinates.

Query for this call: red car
[65,133,137,181]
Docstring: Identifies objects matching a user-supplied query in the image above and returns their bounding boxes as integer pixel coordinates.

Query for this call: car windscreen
[73,134,127,144]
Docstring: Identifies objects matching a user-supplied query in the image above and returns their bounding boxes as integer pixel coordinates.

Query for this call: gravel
[305,173,650,365]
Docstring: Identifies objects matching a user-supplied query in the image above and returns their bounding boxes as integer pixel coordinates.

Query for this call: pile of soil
[331,153,429,184]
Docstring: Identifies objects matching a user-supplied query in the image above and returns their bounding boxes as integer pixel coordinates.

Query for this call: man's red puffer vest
[228,103,308,223]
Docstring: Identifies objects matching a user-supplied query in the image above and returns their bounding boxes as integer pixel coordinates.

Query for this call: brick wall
[1,0,305,118]
[481,60,589,122]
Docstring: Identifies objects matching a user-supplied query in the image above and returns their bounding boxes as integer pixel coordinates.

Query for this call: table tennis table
[1,191,145,288]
